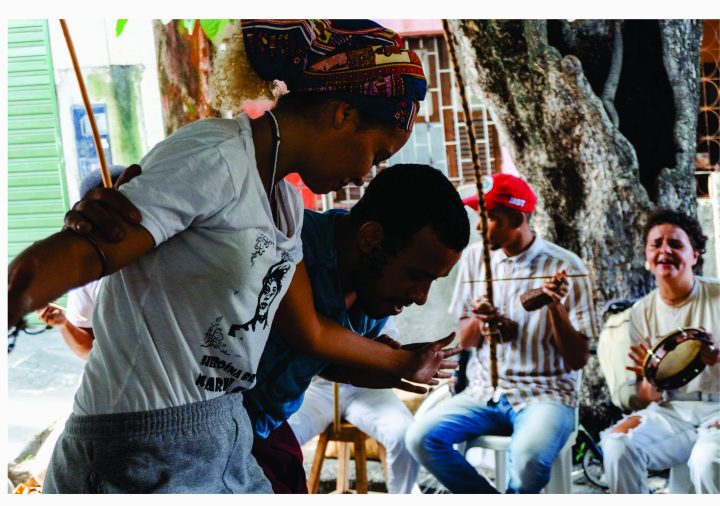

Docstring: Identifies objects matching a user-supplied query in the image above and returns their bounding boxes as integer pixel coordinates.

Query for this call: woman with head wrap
[8,20,459,493]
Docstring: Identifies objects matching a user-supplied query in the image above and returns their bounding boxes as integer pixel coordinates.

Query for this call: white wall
[48,19,164,203]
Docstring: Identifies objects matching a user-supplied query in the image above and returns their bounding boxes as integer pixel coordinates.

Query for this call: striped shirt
[449,234,597,409]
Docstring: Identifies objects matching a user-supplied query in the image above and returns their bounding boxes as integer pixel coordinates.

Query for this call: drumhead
[644,327,712,390]
[655,339,703,380]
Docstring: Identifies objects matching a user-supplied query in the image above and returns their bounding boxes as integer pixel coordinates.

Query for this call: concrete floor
[298,437,669,494]
[7,326,84,466]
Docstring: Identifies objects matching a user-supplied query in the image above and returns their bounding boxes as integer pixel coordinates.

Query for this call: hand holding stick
[48,302,88,323]
[472,298,518,344]
[520,269,570,312]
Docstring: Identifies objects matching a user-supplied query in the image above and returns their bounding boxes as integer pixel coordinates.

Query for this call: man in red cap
[406,173,597,493]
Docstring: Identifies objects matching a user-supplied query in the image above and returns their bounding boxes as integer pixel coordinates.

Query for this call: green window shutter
[8,20,69,321]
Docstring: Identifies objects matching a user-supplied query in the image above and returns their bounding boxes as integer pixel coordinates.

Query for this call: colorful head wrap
[241,19,427,131]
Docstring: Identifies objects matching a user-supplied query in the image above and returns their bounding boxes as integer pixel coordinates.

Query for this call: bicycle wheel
[582,448,609,490]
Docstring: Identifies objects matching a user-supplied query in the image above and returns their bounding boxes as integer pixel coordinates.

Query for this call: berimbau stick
[464,273,591,283]
[443,20,499,388]
[60,19,111,188]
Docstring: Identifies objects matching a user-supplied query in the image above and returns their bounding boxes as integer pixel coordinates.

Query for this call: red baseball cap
[461,174,536,213]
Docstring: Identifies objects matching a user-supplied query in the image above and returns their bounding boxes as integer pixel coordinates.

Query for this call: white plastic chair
[465,426,577,493]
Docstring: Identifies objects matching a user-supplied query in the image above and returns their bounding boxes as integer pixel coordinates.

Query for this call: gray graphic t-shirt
[73,114,303,415]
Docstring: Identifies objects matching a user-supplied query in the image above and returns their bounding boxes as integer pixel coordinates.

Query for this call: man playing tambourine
[601,209,720,494]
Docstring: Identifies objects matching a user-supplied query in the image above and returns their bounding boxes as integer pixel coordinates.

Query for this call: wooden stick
[333,381,340,433]
[48,302,88,323]
[442,20,499,388]
[464,273,591,283]
[59,19,111,188]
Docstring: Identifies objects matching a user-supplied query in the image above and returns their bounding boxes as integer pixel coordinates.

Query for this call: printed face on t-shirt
[259,279,280,315]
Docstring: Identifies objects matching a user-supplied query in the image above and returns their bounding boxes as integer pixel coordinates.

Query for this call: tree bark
[153,20,218,135]
[448,19,702,429]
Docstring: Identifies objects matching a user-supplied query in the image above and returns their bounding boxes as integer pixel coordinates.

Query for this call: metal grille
[696,19,720,198]
[319,35,501,211]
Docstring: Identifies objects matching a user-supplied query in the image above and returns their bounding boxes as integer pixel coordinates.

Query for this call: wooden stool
[308,420,369,493]
[306,383,388,493]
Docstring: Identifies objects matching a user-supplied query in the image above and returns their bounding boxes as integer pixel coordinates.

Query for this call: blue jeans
[406,392,575,493]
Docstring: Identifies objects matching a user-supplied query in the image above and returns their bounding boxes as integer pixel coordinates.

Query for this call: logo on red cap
[482,175,493,194]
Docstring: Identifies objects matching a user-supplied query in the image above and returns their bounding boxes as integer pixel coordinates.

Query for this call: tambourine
[643,327,715,390]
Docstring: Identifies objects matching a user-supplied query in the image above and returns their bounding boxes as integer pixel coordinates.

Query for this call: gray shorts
[43,393,273,493]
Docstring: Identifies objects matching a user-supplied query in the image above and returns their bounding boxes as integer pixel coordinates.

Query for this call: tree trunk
[153,20,218,135]
[448,19,702,430]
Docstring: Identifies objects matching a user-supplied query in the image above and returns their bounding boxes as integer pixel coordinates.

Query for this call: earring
[644,261,651,271]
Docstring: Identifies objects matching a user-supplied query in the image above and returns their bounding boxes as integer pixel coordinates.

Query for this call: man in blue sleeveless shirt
[245,164,470,493]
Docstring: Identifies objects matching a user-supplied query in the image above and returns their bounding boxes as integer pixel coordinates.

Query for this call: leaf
[115,19,128,37]
[199,20,220,39]
[200,19,230,46]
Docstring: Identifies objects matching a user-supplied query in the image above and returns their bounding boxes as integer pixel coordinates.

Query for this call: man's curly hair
[642,207,708,273]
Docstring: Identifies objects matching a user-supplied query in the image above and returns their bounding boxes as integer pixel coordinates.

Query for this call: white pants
[601,401,720,493]
[288,379,419,494]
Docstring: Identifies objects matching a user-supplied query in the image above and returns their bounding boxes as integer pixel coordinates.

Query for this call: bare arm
[272,261,460,385]
[36,305,95,361]
[547,303,590,370]
[320,364,427,394]
[59,324,95,361]
[543,271,590,370]
[458,316,484,350]
[320,365,355,384]
[10,165,149,328]
[8,219,154,328]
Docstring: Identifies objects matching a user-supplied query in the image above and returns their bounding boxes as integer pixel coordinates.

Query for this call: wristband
[78,233,108,278]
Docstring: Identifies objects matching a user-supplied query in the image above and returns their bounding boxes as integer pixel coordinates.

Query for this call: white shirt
[66,280,102,328]
[629,276,720,395]
[74,114,304,415]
